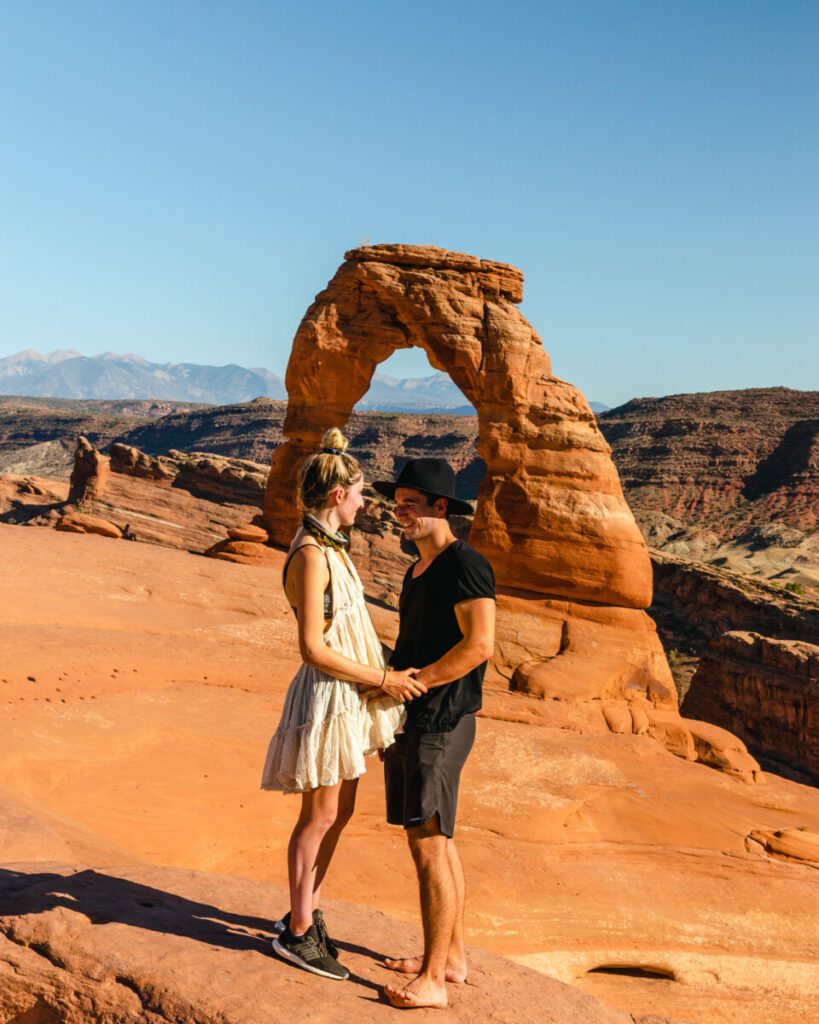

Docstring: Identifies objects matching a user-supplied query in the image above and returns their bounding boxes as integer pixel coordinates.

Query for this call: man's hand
[365,668,426,702]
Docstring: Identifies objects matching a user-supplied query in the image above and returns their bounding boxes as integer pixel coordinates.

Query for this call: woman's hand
[382,668,426,701]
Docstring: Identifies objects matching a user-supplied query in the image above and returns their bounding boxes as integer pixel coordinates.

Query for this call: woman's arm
[291,546,426,699]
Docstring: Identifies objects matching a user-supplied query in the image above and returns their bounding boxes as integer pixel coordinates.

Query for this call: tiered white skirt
[260,575,405,794]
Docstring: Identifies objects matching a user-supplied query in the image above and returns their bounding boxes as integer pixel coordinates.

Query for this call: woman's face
[335,475,366,527]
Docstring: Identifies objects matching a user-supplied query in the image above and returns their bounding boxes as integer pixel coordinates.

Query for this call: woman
[261,428,425,980]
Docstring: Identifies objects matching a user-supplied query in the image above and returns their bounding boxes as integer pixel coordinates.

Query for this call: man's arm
[414,597,495,690]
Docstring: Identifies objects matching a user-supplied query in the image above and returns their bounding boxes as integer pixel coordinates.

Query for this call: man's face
[394,487,446,541]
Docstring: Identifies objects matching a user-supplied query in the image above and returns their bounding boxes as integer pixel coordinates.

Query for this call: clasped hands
[362,666,425,703]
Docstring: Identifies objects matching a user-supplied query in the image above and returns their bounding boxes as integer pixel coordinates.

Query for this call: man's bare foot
[384,975,448,1009]
[383,955,467,984]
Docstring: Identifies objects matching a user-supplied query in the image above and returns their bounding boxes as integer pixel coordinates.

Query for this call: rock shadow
[0,867,274,955]
[742,419,819,500]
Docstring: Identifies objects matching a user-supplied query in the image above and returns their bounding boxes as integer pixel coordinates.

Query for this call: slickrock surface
[683,632,819,781]
[264,244,651,609]
[2,525,818,1023]
[0,863,645,1024]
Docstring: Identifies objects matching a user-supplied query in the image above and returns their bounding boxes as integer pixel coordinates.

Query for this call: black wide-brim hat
[373,458,475,516]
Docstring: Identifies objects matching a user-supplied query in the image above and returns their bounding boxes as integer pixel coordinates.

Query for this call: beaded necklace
[302,513,350,551]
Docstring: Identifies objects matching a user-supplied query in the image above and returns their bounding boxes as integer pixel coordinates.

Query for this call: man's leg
[384,816,451,1009]
[382,836,467,983]
[445,838,468,980]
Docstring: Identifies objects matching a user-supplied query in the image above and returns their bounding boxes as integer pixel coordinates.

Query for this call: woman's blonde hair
[298,428,362,512]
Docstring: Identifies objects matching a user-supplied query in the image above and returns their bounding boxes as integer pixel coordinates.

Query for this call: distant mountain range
[0,349,607,413]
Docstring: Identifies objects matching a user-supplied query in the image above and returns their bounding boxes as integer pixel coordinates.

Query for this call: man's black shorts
[383,714,475,838]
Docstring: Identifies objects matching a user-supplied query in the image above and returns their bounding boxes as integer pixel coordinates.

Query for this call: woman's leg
[287,782,342,934]
[311,777,358,910]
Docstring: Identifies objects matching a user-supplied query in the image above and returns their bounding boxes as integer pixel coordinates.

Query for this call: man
[372,458,496,1010]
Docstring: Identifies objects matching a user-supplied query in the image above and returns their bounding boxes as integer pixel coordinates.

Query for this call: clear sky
[1,1,817,407]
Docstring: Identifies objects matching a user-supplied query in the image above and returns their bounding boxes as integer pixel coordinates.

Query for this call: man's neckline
[410,538,461,580]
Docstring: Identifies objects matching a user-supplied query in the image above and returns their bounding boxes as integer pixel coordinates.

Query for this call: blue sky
[1,1,817,407]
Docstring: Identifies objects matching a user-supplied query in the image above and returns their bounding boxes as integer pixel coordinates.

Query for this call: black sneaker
[272,923,349,980]
[313,908,339,959]
[274,909,339,959]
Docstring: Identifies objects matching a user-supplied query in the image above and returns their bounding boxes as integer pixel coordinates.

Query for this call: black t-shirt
[390,539,496,732]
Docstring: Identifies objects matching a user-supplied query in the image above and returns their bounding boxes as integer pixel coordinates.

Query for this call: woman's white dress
[261,530,404,794]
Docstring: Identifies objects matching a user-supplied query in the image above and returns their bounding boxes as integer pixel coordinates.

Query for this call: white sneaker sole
[271,938,348,981]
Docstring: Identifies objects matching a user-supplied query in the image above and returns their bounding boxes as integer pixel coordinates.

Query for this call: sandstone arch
[264,244,650,609]
[262,244,760,778]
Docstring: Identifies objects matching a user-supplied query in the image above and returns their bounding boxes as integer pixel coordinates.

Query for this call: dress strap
[282,539,334,618]
[282,540,324,589]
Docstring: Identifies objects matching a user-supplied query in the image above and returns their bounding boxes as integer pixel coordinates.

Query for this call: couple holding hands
[261,428,495,1010]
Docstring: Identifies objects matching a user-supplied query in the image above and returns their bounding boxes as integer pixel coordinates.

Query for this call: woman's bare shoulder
[286,541,327,573]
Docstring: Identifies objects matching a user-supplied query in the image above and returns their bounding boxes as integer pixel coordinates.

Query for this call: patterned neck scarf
[302,513,350,551]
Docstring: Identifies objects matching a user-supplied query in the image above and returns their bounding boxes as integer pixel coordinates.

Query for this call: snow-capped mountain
[0,350,606,412]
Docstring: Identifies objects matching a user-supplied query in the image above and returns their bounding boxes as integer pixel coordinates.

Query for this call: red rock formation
[264,244,651,609]
[66,435,108,506]
[55,512,123,538]
[110,442,268,506]
[649,549,819,696]
[598,387,819,545]
[682,631,819,780]
[259,246,760,780]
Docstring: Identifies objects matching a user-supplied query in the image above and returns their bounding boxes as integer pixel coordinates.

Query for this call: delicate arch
[264,244,651,608]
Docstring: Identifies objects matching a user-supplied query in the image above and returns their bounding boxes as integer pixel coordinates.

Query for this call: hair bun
[320,427,349,454]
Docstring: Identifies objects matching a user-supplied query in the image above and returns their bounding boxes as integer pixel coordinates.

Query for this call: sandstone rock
[748,827,819,865]
[56,513,122,539]
[602,703,633,734]
[205,537,279,567]
[110,443,268,507]
[66,435,108,506]
[109,441,177,481]
[682,631,819,781]
[0,862,634,1024]
[53,521,85,534]
[263,244,651,609]
[227,523,269,542]
[685,719,763,782]
[504,596,674,705]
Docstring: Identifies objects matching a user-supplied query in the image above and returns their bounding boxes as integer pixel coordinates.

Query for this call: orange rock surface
[0,864,648,1024]
[2,524,818,1024]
